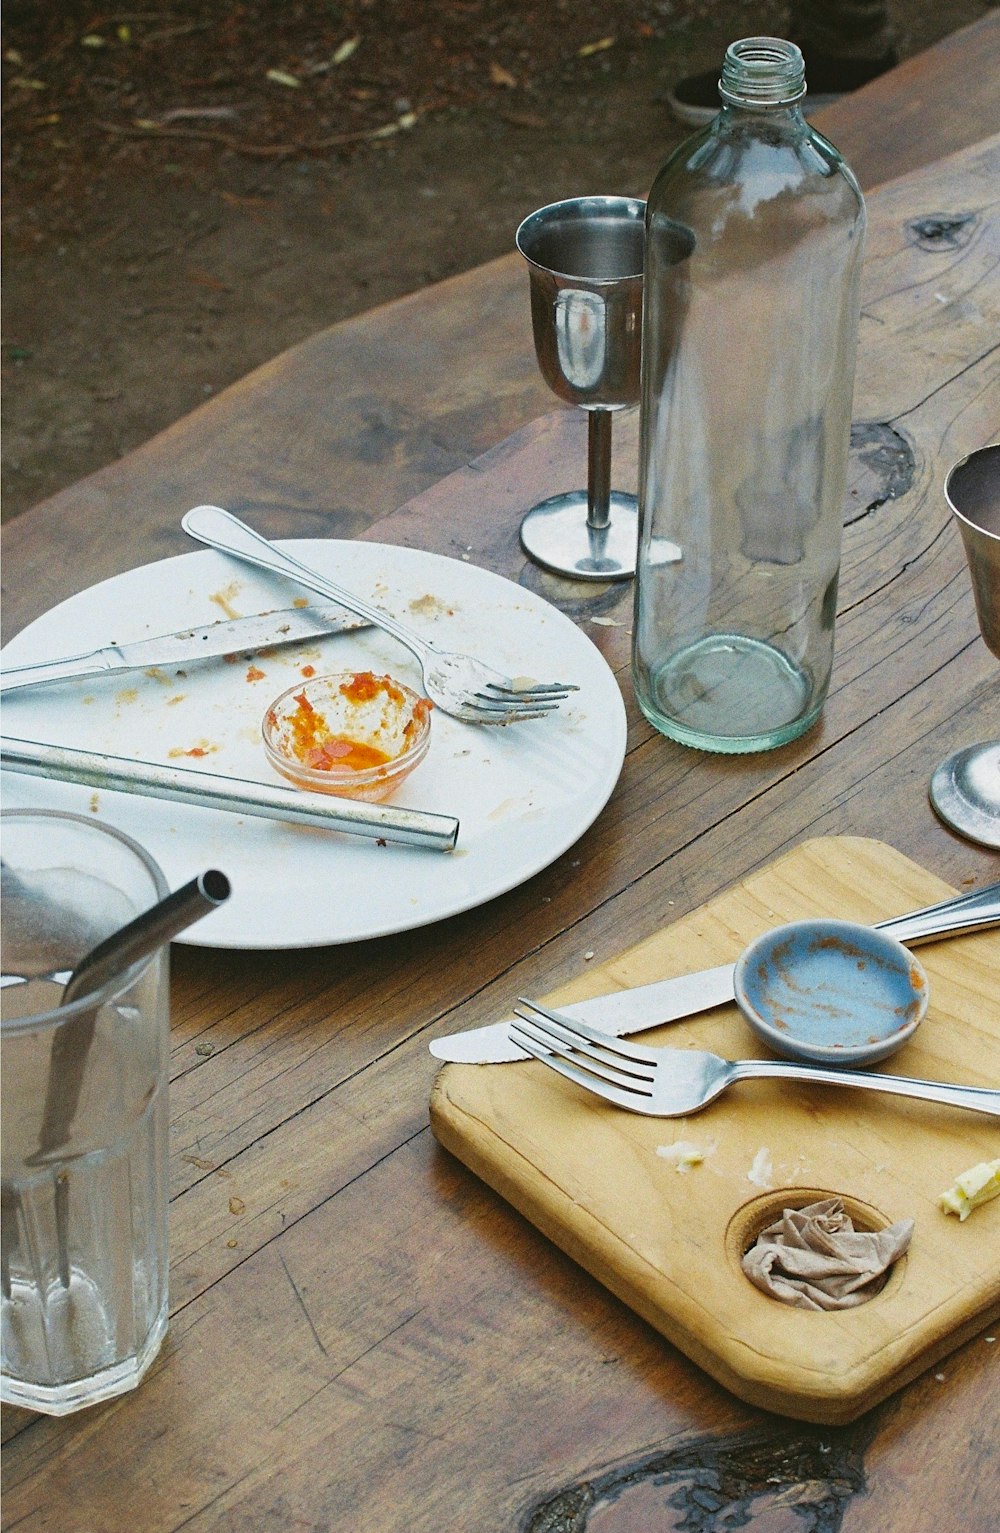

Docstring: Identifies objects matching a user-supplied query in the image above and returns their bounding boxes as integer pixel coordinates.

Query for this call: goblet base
[929,740,1000,849]
[520,491,638,581]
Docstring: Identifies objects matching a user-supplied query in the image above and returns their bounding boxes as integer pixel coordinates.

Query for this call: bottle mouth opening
[719,36,806,109]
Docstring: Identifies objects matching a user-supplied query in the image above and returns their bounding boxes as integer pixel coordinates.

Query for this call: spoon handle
[877,880,1000,945]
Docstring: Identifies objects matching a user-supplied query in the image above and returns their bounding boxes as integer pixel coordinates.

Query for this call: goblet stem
[587,410,613,531]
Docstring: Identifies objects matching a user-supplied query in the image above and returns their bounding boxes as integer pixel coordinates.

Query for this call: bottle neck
[718,36,806,112]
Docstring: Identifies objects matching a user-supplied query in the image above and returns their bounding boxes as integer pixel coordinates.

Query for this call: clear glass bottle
[633,37,866,753]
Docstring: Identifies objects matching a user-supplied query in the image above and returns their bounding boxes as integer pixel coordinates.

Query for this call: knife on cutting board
[428,881,1000,1063]
[0,604,369,695]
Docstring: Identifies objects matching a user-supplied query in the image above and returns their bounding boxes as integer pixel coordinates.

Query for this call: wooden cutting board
[430,837,1000,1424]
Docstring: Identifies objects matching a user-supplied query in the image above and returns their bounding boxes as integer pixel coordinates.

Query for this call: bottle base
[635,632,826,754]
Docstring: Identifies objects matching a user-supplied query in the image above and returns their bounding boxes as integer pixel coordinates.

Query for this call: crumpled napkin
[741,1197,913,1310]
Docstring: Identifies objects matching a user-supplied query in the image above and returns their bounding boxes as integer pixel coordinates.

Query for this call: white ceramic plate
[0,542,626,949]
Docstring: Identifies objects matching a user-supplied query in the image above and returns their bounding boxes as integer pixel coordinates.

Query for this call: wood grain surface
[2,31,1000,1533]
[2,14,999,646]
[431,836,1000,1424]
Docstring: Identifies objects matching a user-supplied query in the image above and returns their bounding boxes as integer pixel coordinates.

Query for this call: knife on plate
[428,882,1000,1063]
[0,604,369,695]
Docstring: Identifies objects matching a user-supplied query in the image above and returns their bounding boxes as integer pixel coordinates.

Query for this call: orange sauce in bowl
[264,673,430,790]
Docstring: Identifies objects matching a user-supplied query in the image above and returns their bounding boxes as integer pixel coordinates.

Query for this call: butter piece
[938,1158,1000,1221]
[748,1147,774,1189]
[656,1139,706,1172]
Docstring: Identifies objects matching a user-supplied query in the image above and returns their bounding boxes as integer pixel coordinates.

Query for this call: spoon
[733,918,929,1067]
[26,870,230,1292]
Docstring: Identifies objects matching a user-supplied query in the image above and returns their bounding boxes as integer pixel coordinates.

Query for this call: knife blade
[428,882,1000,1063]
[0,604,370,696]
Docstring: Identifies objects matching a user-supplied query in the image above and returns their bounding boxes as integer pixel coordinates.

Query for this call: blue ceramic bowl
[733,918,929,1067]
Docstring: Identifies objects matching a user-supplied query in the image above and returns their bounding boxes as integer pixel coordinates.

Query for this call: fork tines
[487,682,578,699]
[510,999,655,1106]
[478,682,578,720]
[473,693,562,722]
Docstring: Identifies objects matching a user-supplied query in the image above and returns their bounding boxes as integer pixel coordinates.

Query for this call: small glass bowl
[262,671,432,803]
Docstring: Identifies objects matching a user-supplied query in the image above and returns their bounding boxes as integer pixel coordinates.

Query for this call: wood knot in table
[844,423,916,524]
[906,212,979,251]
[519,1421,876,1531]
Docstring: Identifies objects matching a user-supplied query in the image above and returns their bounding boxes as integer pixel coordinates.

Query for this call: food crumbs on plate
[166,694,185,706]
[938,1157,1000,1220]
[408,593,454,618]
[168,741,218,759]
[228,1197,246,1216]
[748,1147,774,1188]
[88,792,100,814]
[209,582,242,620]
[114,687,139,706]
[293,596,309,608]
[300,664,316,677]
[245,664,266,683]
[657,1140,712,1172]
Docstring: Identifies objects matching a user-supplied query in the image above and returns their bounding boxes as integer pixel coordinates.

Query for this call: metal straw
[31,871,231,1290]
[0,737,459,852]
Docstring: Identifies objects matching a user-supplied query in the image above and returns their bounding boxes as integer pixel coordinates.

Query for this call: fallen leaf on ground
[489,62,517,87]
[333,36,360,64]
[160,106,241,123]
[220,190,270,208]
[500,109,547,129]
[578,37,615,57]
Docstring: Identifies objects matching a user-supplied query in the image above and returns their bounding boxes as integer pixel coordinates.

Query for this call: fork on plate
[509,1000,1000,1118]
[182,505,578,725]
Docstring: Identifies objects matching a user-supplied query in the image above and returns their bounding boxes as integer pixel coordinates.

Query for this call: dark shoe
[666,47,898,127]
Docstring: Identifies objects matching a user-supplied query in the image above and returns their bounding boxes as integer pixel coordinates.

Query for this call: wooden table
[2,23,999,1532]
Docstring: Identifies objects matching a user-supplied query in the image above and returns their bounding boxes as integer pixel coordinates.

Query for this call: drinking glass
[929,443,1000,848]
[516,195,646,580]
[1,810,170,1414]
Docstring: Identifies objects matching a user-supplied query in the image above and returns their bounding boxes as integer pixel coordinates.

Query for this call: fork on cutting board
[509,1001,1000,1118]
[181,505,578,725]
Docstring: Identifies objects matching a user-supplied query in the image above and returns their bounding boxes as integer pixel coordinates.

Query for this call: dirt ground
[2,0,992,523]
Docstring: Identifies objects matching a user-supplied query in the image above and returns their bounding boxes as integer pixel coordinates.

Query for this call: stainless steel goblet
[516,195,645,580]
[929,443,1000,849]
